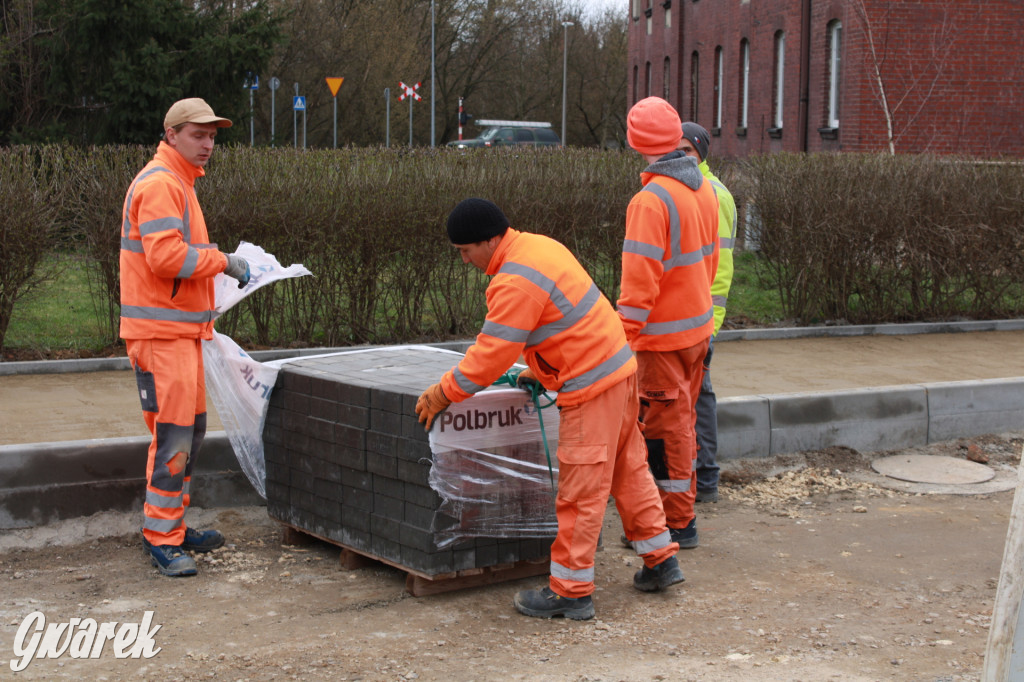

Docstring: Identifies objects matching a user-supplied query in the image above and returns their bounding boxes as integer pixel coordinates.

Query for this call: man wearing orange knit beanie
[617,97,720,552]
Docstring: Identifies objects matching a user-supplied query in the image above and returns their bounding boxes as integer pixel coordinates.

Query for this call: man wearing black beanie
[416,198,684,621]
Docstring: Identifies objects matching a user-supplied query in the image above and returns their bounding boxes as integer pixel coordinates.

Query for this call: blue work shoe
[149,544,198,577]
[633,555,685,592]
[513,587,594,620]
[669,518,699,549]
[182,527,225,553]
[696,489,719,503]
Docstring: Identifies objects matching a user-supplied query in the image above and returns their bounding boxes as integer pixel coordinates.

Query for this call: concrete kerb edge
[2,320,1021,376]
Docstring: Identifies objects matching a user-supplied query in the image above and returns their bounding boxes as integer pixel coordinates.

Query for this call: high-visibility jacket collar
[155,141,205,185]
[485,228,521,276]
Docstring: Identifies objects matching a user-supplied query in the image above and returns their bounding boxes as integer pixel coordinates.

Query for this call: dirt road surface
[1,331,1022,680]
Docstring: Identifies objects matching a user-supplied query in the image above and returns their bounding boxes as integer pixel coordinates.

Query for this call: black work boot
[513,587,594,620]
[633,555,685,592]
[182,527,225,553]
[669,518,699,549]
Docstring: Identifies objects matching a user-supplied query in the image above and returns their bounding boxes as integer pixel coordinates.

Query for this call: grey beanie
[446,198,510,245]
[681,122,711,162]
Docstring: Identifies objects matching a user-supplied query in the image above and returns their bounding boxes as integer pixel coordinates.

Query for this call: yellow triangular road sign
[325,77,344,97]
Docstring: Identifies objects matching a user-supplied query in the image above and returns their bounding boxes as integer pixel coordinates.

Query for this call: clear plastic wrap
[428,387,561,547]
[203,242,312,498]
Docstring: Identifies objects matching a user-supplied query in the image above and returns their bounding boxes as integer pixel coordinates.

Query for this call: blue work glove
[224,255,250,289]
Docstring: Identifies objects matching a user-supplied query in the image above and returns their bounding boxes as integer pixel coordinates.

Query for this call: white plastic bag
[203,242,312,498]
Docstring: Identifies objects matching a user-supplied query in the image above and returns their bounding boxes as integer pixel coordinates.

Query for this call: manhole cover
[871,454,995,485]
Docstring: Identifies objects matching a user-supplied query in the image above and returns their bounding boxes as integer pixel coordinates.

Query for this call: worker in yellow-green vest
[678,122,737,504]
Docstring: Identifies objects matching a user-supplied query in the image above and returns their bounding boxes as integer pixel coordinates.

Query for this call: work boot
[633,555,685,592]
[620,533,633,549]
[696,489,719,503]
[182,527,225,553]
[513,586,594,620]
[149,544,198,577]
[669,518,699,549]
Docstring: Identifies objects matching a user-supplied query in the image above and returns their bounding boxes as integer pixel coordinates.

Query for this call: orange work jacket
[119,142,228,340]
[617,153,719,352]
[441,229,636,408]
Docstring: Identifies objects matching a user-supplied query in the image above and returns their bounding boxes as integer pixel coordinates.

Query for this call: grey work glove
[224,255,251,288]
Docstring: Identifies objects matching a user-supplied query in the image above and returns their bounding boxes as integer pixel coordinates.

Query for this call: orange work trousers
[549,373,679,599]
[127,337,207,547]
[636,338,710,531]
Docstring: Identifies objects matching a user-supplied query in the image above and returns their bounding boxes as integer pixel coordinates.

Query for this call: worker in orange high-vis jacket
[416,198,683,621]
[617,97,719,551]
[120,98,251,577]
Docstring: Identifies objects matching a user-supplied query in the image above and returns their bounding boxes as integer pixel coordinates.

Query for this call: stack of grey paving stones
[263,346,554,578]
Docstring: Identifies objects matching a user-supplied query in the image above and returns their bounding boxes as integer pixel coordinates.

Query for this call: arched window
[738,39,750,130]
[713,46,723,130]
[827,21,842,128]
[645,61,652,98]
[772,31,785,130]
[633,65,639,105]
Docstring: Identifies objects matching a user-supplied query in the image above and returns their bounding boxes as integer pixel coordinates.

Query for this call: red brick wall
[627,0,1024,158]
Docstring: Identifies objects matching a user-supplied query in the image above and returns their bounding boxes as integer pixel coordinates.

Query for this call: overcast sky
[580,0,627,22]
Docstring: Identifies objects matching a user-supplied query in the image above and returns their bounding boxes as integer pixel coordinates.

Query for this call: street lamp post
[561,20,574,147]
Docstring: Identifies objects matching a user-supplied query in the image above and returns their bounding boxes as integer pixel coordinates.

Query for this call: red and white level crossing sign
[398,81,422,102]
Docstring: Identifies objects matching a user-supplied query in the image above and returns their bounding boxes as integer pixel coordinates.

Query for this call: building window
[713,46,723,132]
[827,20,842,129]
[645,61,652,98]
[771,31,785,132]
[690,51,700,121]
[633,65,639,105]
[663,57,671,101]
[738,39,750,132]
[665,2,672,28]
[632,0,641,21]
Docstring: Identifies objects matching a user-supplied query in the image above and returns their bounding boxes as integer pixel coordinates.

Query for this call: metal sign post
[325,77,344,149]
[269,77,280,147]
[398,81,422,147]
[293,82,299,149]
[384,88,391,148]
[245,72,259,146]
[293,83,307,150]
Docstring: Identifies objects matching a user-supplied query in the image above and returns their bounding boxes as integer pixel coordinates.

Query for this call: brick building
[627,0,1024,158]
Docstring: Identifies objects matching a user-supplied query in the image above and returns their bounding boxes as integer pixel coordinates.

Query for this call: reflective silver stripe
[499,262,557,297]
[527,283,601,347]
[642,183,681,258]
[720,236,736,249]
[640,306,714,336]
[712,295,728,307]
[550,560,595,584]
[122,165,192,244]
[559,343,633,394]
[177,246,200,278]
[146,490,183,509]
[622,238,664,260]
[121,237,145,253]
[143,517,182,533]
[120,305,215,324]
[655,477,692,493]
[664,243,712,269]
[618,305,650,323]
[480,319,530,343]
[139,216,185,236]
[633,529,673,555]
[452,366,487,395]
[182,480,191,497]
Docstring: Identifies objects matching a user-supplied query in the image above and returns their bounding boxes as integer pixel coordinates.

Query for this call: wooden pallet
[274,518,550,597]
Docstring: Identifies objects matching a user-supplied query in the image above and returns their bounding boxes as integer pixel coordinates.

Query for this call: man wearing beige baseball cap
[119,97,251,577]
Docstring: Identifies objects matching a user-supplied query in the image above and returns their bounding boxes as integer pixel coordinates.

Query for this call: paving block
[717,396,771,460]
[769,386,928,455]
[926,378,1024,442]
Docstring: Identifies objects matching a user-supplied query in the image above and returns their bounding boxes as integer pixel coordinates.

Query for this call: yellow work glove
[416,382,451,431]
[516,367,542,392]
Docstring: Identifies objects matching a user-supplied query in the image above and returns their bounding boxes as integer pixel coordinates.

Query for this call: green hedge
[1,146,1022,352]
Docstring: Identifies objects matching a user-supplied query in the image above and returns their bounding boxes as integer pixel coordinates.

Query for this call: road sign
[398,81,422,102]
[325,77,344,97]
[269,77,280,91]
[293,96,306,111]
